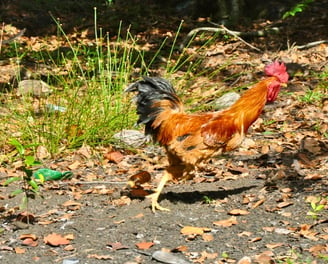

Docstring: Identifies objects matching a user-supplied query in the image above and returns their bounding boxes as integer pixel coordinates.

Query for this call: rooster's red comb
[265,61,289,83]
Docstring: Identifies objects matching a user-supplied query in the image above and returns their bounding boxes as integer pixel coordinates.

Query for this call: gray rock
[213,92,240,110]
[113,129,149,147]
[152,250,191,264]
[17,79,53,97]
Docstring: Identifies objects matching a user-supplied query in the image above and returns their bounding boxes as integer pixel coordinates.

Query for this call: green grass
[298,66,328,104]
[0,15,226,161]
[0,19,142,157]
[298,88,325,104]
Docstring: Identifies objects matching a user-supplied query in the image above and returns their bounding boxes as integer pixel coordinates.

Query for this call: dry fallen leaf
[133,213,144,219]
[251,199,265,209]
[229,209,250,215]
[304,173,323,180]
[68,160,81,170]
[129,188,151,198]
[237,256,252,264]
[15,247,26,254]
[213,216,238,227]
[180,226,210,235]
[19,233,38,241]
[196,251,218,262]
[77,145,92,159]
[299,224,319,241]
[255,251,274,264]
[238,231,252,237]
[135,241,154,250]
[64,234,75,240]
[172,245,188,252]
[64,245,75,251]
[21,238,38,247]
[262,226,275,232]
[104,151,124,164]
[62,200,81,210]
[202,233,214,242]
[44,233,70,246]
[261,145,270,154]
[249,237,262,243]
[281,188,292,193]
[266,243,284,249]
[87,254,113,260]
[277,201,293,208]
[308,244,328,256]
[36,145,50,160]
[128,171,151,188]
[107,242,129,251]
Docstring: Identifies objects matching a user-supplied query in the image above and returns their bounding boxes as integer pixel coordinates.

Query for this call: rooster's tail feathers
[126,76,183,138]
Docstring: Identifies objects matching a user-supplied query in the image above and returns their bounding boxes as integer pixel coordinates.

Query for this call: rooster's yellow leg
[147,171,172,212]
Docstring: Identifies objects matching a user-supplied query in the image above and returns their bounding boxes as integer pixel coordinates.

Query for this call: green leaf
[20,196,28,210]
[3,176,21,186]
[315,204,324,211]
[28,180,39,191]
[294,7,303,13]
[25,155,36,166]
[10,189,24,197]
[262,131,274,135]
[25,156,41,167]
[8,138,25,155]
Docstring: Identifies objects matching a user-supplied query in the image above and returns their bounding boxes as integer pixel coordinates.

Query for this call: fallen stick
[295,40,328,50]
[220,24,261,52]
[179,26,280,50]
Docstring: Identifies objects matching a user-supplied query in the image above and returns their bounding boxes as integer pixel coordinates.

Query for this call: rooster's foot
[147,193,170,213]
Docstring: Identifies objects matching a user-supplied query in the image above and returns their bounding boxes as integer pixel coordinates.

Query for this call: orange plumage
[126,61,289,212]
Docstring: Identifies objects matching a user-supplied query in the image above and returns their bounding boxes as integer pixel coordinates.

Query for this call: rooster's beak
[281,83,288,87]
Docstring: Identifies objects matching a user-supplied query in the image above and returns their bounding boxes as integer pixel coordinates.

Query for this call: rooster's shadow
[159,185,256,205]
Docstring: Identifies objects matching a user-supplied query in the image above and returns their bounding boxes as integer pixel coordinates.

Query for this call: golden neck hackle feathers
[225,76,277,133]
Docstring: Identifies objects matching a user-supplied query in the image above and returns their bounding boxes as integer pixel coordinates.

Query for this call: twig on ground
[220,24,261,52]
[0,28,26,45]
[295,40,328,50]
[179,25,280,51]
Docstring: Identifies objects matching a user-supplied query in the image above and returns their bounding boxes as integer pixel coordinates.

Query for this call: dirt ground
[0,1,327,263]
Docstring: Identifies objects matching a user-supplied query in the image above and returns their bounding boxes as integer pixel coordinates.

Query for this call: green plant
[0,12,141,153]
[0,11,229,155]
[3,139,42,211]
[275,248,321,264]
[221,251,229,259]
[283,0,314,19]
[317,66,328,90]
[298,88,325,104]
[307,196,326,220]
[203,195,213,204]
[263,119,276,126]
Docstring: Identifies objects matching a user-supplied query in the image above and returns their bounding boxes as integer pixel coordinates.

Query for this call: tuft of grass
[0,15,229,159]
[0,15,142,155]
[298,88,325,104]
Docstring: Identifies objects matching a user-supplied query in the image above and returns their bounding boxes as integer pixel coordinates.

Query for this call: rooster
[126,61,289,212]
